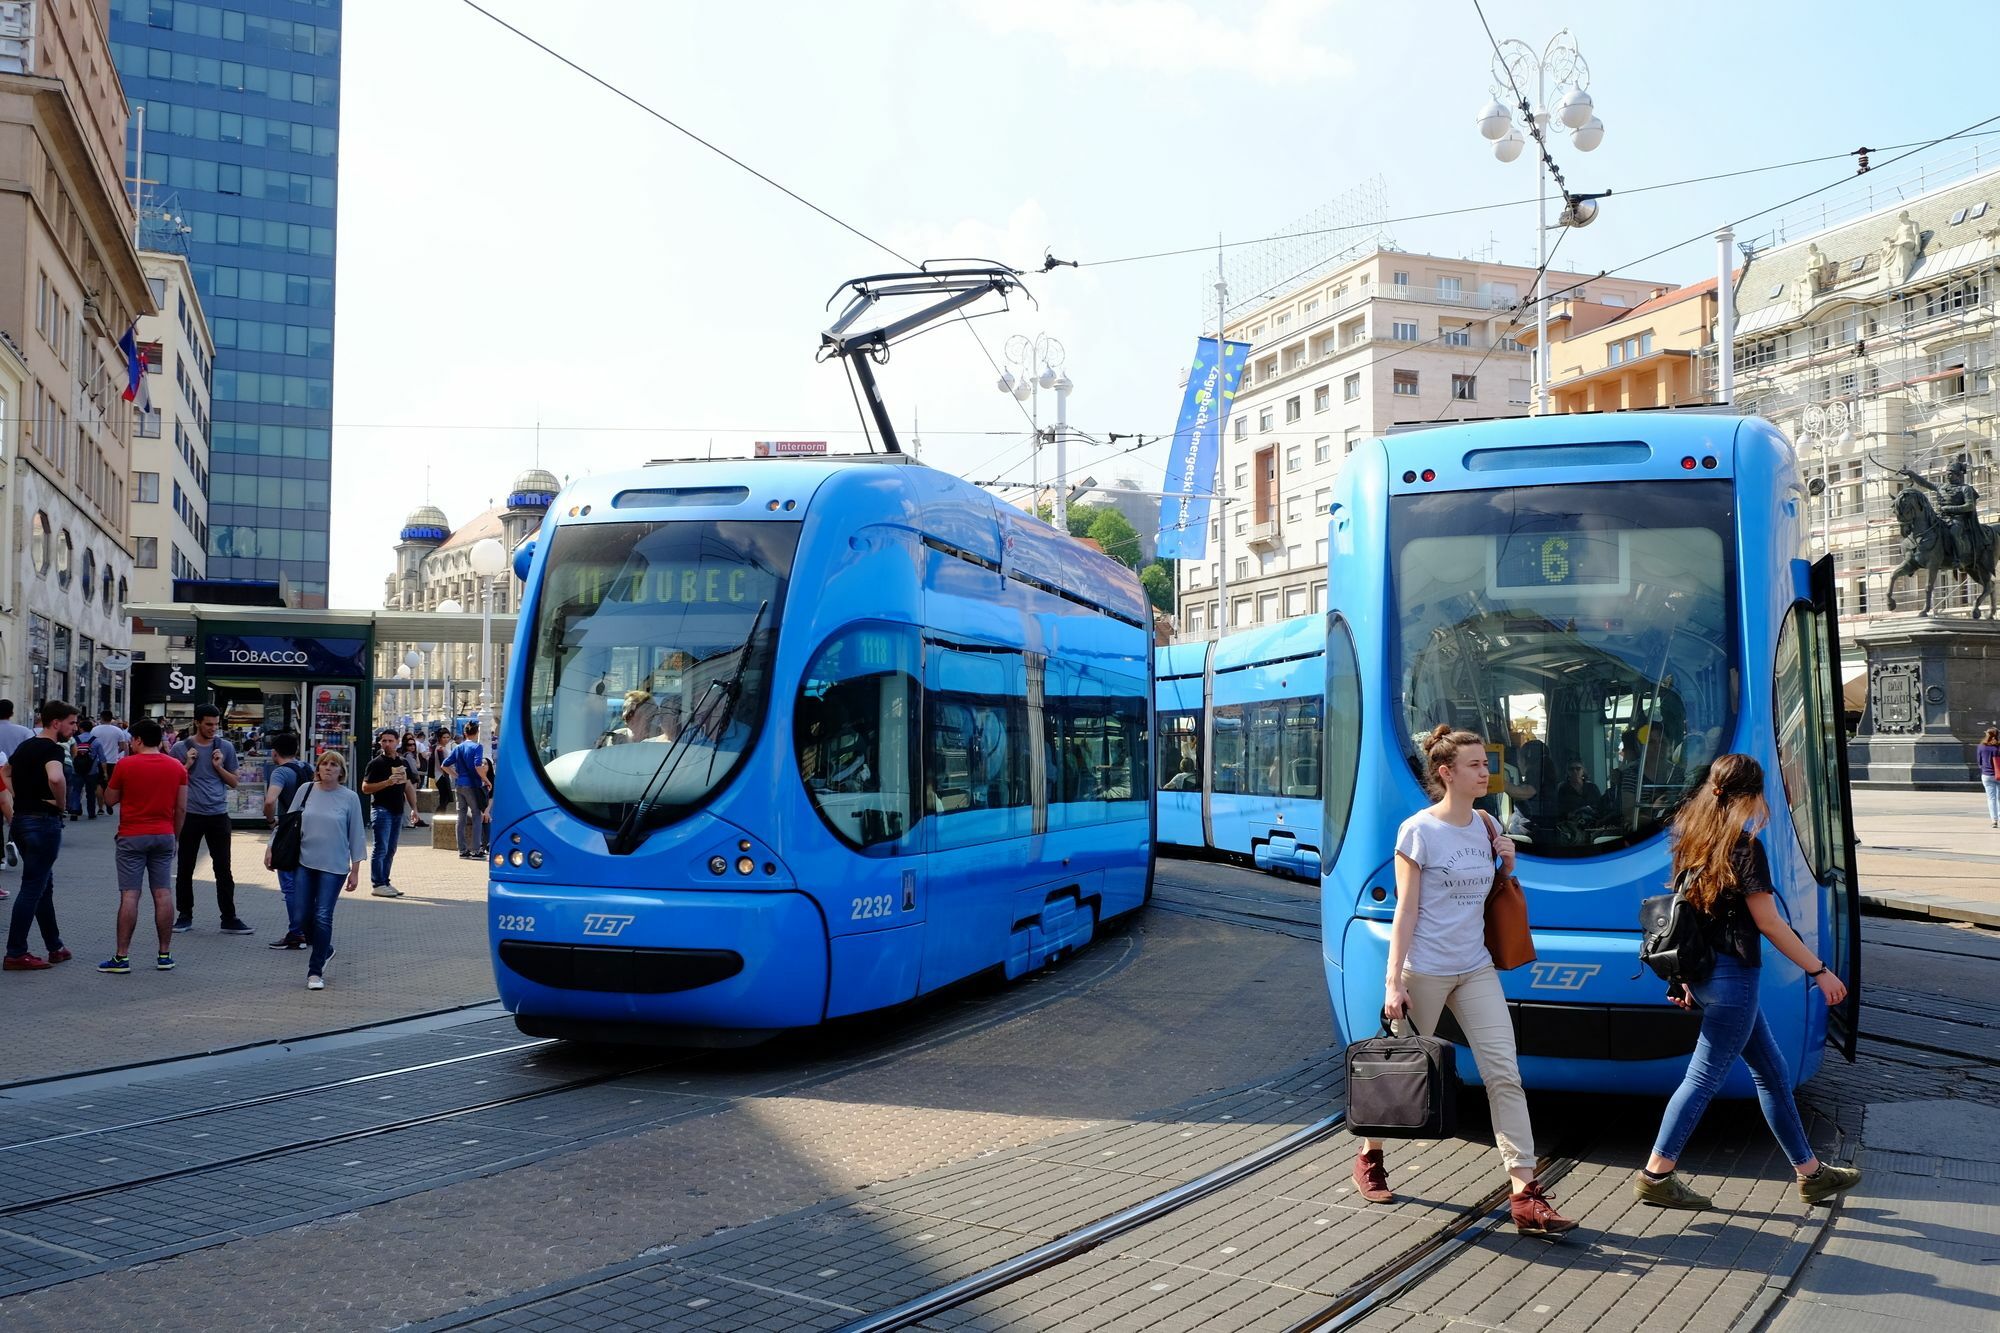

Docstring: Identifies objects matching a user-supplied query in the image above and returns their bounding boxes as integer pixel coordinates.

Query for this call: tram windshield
[523,520,799,830]
[1390,480,1737,857]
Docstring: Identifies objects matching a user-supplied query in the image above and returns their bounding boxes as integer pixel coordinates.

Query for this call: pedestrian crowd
[1,698,491,990]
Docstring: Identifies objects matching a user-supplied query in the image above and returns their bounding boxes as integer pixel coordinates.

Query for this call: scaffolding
[1201,176,1394,328]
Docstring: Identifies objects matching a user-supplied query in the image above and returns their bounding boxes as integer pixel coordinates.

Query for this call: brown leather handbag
[1478,812,1536,971]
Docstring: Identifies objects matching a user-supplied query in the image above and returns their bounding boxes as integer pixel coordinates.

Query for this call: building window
[1344,426,1361,453]
[1392,271,1410,288]
[1343,373,1360,401]
[1235,557,1248,580]
[1391,321,1419,341]
[1439,276,1463,299]
[1443,325,1471,347]
[135,536,159,569]
[1285,445,1301,473]
[1315,538,1328,563]
[1285,396,1301,423]
[1315,487,1331,513]
[1234,463,1249,490]
[1314,437,1331,464]
[1287,496,1302,523]
[135,472,160,503]
[1234,512,1246,535]
[29,512,49,575]
[1497,333,1524,352]
[1313,385,1329,412]
[1285,586,1307,617]
[1452,374,1476,400]
[1393,370,1420,396]
[1608,342,1624,366]
[1255,590,1278,622]
[1234,417,1248,439]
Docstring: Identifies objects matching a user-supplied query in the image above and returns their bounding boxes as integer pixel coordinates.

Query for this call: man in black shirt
[359,728,409,898]
[4,701,78,970]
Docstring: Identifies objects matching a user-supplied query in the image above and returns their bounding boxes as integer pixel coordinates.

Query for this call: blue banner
[1156,337,1250,560]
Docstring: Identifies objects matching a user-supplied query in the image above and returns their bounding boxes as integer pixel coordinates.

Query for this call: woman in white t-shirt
[1352,724,1578,1238]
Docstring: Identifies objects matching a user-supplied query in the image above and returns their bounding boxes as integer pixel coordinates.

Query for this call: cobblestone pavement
[0,868,1334,1331]
[0,823,495,1081]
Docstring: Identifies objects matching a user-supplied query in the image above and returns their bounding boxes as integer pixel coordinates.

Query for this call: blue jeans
[277,868,304,937]
[5,813,65,958]
[1652,955,1812,1168]
[301,866,346,975]
[370,806,402,887]
[1984,776,2000,823]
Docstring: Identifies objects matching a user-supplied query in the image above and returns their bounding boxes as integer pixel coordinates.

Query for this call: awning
[1842,662,1868,712]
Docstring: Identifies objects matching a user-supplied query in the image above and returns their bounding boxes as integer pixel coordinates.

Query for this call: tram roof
[1381,408,1744,455]
[127,603,519,645]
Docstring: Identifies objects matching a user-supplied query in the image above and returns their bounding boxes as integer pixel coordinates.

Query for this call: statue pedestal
[1848,618,2000,788]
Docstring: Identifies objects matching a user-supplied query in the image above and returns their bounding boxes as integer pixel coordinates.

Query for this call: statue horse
[1885,487,1998,618]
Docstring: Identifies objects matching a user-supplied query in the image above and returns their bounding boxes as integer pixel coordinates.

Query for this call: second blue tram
[1323,412,1860,1094]
[487,456,1154,1041]
[1155,616,1325,877]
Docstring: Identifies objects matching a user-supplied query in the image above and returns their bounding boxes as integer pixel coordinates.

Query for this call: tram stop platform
[1853,786,2000,929]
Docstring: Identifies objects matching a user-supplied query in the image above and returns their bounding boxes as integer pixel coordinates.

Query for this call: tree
[1139,561,1175,613]
[1084,507,1141,570]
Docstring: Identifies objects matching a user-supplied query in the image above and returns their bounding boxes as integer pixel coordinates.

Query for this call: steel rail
[0,1039,564,1154]
[830,1110,1349,1333]
[0,1057,667,1219]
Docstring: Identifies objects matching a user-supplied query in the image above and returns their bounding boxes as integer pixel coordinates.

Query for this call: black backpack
[270,781,312,873]
[1638,869,1715,985]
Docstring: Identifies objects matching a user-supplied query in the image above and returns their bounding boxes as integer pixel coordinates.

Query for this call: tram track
[830,1108,1589,1333]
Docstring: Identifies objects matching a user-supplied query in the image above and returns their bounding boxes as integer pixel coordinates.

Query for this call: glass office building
[109,0,341,605]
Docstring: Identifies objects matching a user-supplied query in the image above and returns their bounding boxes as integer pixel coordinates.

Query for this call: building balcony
[1386,284,1512,309]
[1246,519,1282,550]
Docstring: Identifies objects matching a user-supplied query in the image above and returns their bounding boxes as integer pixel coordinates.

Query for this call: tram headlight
[735,856,755,875]
[509,850,525,867]
[709,855,728,876]
[528,850,543,869]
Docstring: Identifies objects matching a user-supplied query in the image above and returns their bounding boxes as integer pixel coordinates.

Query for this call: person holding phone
[360,729,410,898]
[170,704,247,934]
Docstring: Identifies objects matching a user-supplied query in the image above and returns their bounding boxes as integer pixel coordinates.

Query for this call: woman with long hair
[1635,753,1861,1209]
[1354,725,1578,1238]
[1978,727,2000,827]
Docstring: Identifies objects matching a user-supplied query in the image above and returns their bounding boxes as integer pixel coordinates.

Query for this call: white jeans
[1392,962,1537,1169]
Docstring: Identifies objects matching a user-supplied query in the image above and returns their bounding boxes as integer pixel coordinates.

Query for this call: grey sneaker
[370,884,405,898]
[1634,1171,1712,1210]
[1799,1164,1862,1206]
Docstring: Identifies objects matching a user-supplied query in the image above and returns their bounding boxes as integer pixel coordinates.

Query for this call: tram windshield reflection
[524,519,799,828]
[1390,480,1737,857]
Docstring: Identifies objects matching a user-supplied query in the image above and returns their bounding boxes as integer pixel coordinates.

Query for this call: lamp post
[998,334,1067,529]
[1802,402,1855,560]
[468,538,508,746]
[418,641,436,729]
[436,600,462,733]
[1475,29,1606,414]
[402,649,422,730]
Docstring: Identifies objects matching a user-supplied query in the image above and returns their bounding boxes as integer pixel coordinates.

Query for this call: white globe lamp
[1570,116,1605,152]
[1476,99,1512,141]
[1555,86,1594,129]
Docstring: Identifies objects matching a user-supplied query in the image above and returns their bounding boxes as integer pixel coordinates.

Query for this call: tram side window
[1245,701,1284,796]
[1212,704,1246,794]
[1323,617,1362,865]
[795,624,921,851]
[1046,693,1147,808]
[925,644,1032,847]
[1282,696,1322,798]
[1159,709,1202,791]
[1774,605,1837,877]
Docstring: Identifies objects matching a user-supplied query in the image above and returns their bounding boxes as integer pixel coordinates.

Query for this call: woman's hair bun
[1424,723,1453,750]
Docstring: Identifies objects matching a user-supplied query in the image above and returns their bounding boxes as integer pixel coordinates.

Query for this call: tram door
[1774,555,1862,1059]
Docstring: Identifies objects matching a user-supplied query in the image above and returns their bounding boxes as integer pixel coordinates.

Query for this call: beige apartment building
[127,248,212,674]
[1171,249,1663,637]
[1727,163,2000,631]
[1541,276,1722,414]
[0,0,152,713]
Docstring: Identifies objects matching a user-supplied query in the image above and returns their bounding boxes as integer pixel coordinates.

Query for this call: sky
[327,0,1997,606]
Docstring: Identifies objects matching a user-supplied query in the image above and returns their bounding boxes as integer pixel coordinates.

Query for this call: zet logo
[581,914,635,938]
[1528,961,1601,992]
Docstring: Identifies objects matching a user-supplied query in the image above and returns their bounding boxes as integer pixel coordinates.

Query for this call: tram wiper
[606,600,768,856]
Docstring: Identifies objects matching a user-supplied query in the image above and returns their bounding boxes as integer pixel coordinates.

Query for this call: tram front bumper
[491,883,828,1030]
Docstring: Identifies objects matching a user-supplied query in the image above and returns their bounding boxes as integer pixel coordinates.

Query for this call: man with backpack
[443,723,491,860]
[262,733,314,950]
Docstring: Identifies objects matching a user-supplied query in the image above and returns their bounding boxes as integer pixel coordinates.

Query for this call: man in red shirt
[98,719,189,973]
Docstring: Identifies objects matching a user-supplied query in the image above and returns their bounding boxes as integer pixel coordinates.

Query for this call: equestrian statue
[1886,457,1998,618]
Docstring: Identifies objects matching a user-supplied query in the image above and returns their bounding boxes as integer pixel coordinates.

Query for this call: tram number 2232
[850,894,895,921]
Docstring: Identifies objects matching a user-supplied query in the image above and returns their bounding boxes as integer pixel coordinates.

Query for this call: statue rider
[1902,458,1987,572]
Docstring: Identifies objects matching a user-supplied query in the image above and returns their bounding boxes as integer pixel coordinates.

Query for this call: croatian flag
[118,324,150,411]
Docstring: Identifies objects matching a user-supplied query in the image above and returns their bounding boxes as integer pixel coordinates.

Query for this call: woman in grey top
[264,751,366,990]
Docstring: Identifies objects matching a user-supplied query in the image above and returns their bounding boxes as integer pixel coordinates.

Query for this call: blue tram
[487,456,1154,1041]
[1322,412,1860,1094]
[1155,616,1325,877]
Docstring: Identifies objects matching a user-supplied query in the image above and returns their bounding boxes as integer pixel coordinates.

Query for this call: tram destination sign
[202,633,369,679]
[1488,530,1630,599]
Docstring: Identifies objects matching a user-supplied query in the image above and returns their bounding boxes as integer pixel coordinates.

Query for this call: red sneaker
[1352,1148,1394,1204]
[3,953,52,971]
[47,947,72,964]
[1511,1180,1579,1237]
